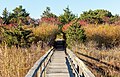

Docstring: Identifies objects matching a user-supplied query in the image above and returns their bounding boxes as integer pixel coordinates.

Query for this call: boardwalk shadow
[77,52,120,71]
[65,57,74,77]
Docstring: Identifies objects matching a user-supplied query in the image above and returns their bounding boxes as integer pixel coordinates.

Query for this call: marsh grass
[70,24,120,77]
[72,42,120,77]
[0,44,49,77]
[83,24,120,48]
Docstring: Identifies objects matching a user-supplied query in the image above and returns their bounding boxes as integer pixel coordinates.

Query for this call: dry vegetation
[0,22,59,77]
[72,24,120,77]
[83,24,120,48]
[0,44,49,77]
[33,23,58,39]
[74,44,120,77]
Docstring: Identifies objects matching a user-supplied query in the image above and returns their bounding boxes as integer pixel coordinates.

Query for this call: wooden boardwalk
[25,39,95,77]
[46,49,74,77]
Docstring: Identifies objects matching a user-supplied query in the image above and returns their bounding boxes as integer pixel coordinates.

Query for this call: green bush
[3,26,35,47]
[66,22,86,47]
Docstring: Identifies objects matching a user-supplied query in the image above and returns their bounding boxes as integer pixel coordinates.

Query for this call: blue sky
[0,0,120,19]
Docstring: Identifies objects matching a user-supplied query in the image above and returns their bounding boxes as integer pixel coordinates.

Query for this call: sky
[0,0,120,19]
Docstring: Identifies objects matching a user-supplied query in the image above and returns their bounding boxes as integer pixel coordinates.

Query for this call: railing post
[25,48,54,77]
[37,67,41,77]
[43,61,45,77]
[77,65,79,74]
[66,48,95,77]
[75,64,78,77]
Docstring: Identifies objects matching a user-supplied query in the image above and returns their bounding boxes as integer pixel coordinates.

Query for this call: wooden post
[79,66,83,76]
[37,67,41,77]
[43,61,45,77]
[77,65,79,73]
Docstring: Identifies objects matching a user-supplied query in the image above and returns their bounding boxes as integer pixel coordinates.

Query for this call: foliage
[2,8,9,24]
[65,22,86,47]
[2,6,29,25]
[110,14,120,24]
[83,25,120,48]
[41,7,57,18]
[62,20,76,31]
[59,7,76,25]
[40,17,61,25]
[0,44,48,77]
[3,26,35,47]
[80,9,117,24]
[62,19,87,32]
[9,5,29,25]
[74,43,120,77]
[33,23,59,47]
[40,7,62,30]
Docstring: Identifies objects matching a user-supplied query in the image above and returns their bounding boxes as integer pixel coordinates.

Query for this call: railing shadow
[65,57,74,77]
[77,52,120,71]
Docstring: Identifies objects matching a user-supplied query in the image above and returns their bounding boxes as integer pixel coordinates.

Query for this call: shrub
[32,23,59,48]
[80,9,114,24]
[62,20,87,32]
[40,17,61,25]
[65,22,86,47]
[2,26,35,47]
[83,25,120,48]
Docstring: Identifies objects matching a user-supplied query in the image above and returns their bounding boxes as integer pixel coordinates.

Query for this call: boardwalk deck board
[46,50,74,77]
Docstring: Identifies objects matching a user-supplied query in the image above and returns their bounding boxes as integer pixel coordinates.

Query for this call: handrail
[66,48,95,77]
[67,54,80,77]
[25,47,54,77]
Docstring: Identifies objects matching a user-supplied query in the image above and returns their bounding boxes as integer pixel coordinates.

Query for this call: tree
[9,5,29,25]
[59,7,76,25]
[66,22,86,47]
[3,26,35,47]
[110,14,119,24]
[80,9,113,24]
[13,5,29,17]
[40,7,61,27]
[2,8,9,24]
[41,7,57,18]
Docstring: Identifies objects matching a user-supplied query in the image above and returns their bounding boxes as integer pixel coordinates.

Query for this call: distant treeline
[0,5,120,48]
[0,6,120,26]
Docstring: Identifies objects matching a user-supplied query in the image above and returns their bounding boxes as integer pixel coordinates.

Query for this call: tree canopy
[2,5,30,25]
[80,9,116,24]
[41,7,57,18]
[59,7,76,25]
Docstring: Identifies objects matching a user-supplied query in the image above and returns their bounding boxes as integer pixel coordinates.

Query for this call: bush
[32,23,59,48]
[83,25,120,48]
[2,26,35,47]
[65,22,86,47]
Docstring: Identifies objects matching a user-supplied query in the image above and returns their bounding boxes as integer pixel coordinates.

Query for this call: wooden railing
[25,47,95,77]
[66,48,95,77]
[25,47,54,77]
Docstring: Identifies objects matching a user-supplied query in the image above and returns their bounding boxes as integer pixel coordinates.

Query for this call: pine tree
[2,8,9,24]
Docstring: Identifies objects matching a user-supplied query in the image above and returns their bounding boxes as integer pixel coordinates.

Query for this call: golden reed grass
[72,24,120,77]
[83,24,120,48]
[0,44,49,77]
